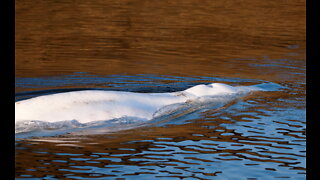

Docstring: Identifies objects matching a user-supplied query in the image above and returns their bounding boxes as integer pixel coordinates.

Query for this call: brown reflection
[16,0,305,82]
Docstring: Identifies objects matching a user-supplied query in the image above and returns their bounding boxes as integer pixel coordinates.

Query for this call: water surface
[15,0,305,179]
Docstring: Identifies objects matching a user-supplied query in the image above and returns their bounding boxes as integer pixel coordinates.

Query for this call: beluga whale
[15,82,280,135]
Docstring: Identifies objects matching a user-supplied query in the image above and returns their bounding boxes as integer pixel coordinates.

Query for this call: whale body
[15,83,267,129]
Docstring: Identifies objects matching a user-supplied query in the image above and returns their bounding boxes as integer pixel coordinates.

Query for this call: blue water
[15,73,305,179]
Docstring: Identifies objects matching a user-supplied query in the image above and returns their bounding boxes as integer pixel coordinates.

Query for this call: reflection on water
[16,0,305,80]
[16,0,305,179]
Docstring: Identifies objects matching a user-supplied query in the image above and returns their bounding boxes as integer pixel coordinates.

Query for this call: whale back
[184,83,240,97]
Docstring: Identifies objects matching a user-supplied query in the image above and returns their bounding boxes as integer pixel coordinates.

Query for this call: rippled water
[16,0,305,179]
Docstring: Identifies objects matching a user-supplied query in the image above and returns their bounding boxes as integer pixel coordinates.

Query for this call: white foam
[15,83,280,134]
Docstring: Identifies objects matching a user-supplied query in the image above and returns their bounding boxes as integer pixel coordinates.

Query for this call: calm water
[15,0,305,179]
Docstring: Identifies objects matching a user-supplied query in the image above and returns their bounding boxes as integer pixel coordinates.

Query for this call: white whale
[15,83,268,128]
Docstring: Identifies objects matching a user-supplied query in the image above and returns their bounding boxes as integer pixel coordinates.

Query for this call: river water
[15,0,305,179]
